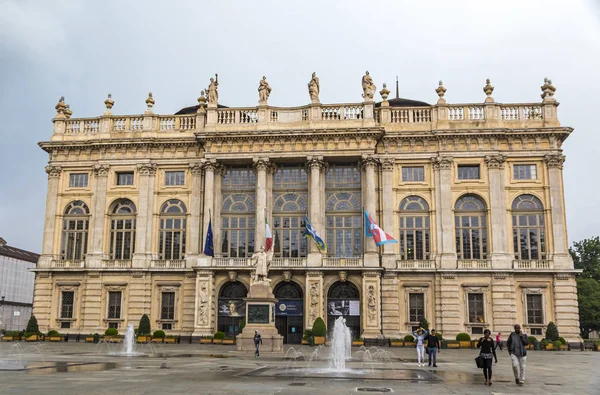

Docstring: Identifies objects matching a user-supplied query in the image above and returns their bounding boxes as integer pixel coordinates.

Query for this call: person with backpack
[506,324,529,386]
[477,329,498,386]
[253,330,262,357]
[426,329,441,367]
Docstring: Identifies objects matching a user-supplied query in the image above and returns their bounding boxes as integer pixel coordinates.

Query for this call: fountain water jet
[123,324,135,355]
[329,316,352,371]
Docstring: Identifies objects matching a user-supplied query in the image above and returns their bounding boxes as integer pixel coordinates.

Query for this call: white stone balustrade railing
[213,258,251,267]
[396,260,435,269]
[271,258,307,267]
[322,257,363,267]
[151,259,185,268]
[179,115,196,130]
[468,106,485,120]
[322,106,342,120]
[513,259,553,269]
[500,105,543,120]
[102,260,132,268]
[51,259,85,268]
[159,117,176,130]
[458,259,492,269]
[130,117,143,130]
[65,120,82,134]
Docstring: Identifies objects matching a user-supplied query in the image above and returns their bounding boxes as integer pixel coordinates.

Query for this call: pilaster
[39,165,62,268]
[381,273,400,337]
[186,162,203,267]
[438,272,461,337]
[360,155,380,267]
[88,164,110,268]
[552,273,581,341]
[362,271,382,338]
[133,162,157,268]
[193,270,215,336]
[253,157,270,252]
[490,272,517,334]
[306,271,324,329]
[213,164,226,257]
[381,159,395,268]
[306,156,328,267]
[198,159,217,267]
[485,154,512,269]
[432,156,456,268]
[545,154,573,269]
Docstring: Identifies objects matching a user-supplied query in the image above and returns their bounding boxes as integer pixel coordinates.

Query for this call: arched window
[159,199,187,260]
[109,199,137,260]
[512,194,546,260]
[454,195,488,260]
[218,281,248,337]
[273,192,308,258]
[274,281,303,299]
[221,193,255,258]
[326,192,362,257]
[61,200,90,260]
[327,281,360,337]
[399,196,430,260]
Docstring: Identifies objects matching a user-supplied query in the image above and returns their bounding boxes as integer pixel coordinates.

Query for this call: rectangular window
[108,291,122,319]
[408,293,425,323]
[457,165,480,180]
[60,291,74,319]
[165,171,185,186]
[161,292,175,320]
[60,322,71,329]
[402,166,425,182]
[514,164,537,180]
[108,322,119,329]
[162,323,172,330]
[117,172,134,186]
[468,293,485,323]
[69,173,88,188]
[471,327,484,335]
[526,294,543,324]
[530,328,542,336]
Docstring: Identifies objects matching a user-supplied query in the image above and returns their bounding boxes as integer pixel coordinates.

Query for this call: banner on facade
[218,300,246,317]
[276,300,303,316]
[327,300,360,316]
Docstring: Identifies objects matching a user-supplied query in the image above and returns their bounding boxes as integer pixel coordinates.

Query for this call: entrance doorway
[274,281,303,344]
[327,281,361,338]
[217,281,248,338]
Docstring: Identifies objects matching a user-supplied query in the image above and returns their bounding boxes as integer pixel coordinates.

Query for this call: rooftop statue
[362,71,376,101]
[258,76,272,103]
[207,74,219,105]
[308,72,320,103]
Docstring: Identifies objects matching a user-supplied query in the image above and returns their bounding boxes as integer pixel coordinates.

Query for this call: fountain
[329,316,352,371]
[123,324,135,355]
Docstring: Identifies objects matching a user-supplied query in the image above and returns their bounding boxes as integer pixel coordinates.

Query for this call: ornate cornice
[45,165,62,179]
[92,164,110,177]
[431,155,453,170]
[359,155,380,171]
[137,162,157,176]
[484,154,506,169]
[545,154,565,169]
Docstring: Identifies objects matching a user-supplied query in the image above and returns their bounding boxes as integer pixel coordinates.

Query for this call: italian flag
[265,218,273,252]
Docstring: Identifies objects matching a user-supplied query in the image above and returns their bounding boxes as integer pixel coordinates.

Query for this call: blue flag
[203,217,214,257]
[304,216,327,253]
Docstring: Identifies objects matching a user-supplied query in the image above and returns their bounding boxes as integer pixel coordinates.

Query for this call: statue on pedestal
[362,71,376,101]
[207,74,219,105]
[251,246,273,283]
[308,72,320,102]
[258,76,272,103]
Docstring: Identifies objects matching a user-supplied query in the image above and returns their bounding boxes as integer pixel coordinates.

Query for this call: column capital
[545,154,565,169]
[484,154,506,169]
[359,154,380,171]
[306,156,328,173]
[92,164,110,177]
[200,158,219,172]
[137,162,157,176]
[306,270,323,278]
[381,158,394,172]
[45,165,62,179]
[189,162,203,175]
[252,157,271,172]
[431,155,453,170]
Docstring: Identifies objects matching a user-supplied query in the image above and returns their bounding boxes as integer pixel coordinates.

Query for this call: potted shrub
[105,328,121,342]
[557,336,568,350]
[200,335,214,344]
[390,338,403,347]
[136,314,151,343]
[25,315,40,341]
[301,329,313,345]
[351,337,364,346]
[222,337,235,345]
[164,335,178,344]
[85,333,95,343]
[47,330,63,342]
[552,340,562,351]
[213,331,225,344]
[456,333,471,348]
[540,338,550,350]
[152,330,166,343]
[312,317,326,345]
[403,334,415,347]
[527,336,537,350]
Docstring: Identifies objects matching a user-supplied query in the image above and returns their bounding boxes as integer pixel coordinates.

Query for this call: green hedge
[404,334,415,342]
[528,336,538,344]
[540,338,550,349]
[26,315,39,334]
[456,333,471,341]
[153,330,166,339]
[303,329,313,340]
[545,321,559,341]
[47,330,60,337]
[552,340,563,349]
[214,331,226,340]
[312,317,326,337]
[557,336,566,345]
[138,314,151,335]
[105,328,119,336]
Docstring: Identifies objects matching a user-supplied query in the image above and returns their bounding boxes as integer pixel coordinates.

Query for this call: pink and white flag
[364,210,398,246]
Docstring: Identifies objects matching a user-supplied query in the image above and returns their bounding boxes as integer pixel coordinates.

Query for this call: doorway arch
[327,281,361,338]
[274,281,304,344]
[217,281,248,338]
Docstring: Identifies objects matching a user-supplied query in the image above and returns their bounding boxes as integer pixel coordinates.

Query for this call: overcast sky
[1,0,599,252]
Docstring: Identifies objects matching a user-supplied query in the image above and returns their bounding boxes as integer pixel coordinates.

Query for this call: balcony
[271,258,307,268]
[51,259,85,269]
[513,260,553,269]
[150,259,185,269]
[322,257,363,267]
[396,260,435,270]
[102,260,132,269]
[458,259,492,269]
[213,258,251,267]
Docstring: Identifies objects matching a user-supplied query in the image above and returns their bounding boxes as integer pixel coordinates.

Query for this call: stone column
[361,155,380,267]
[552,273,581,341]
[306,271,324,330]
[362,271,382,337]
[198,159,217,266]
[485,155,512,269]
[545,154,572,269]
[87,164,110,268]
[213,164,225,257]
[193,270,215,337]
[432,156,456,268]
[186,162,203,267]
[253,158,270,252]
[39,166,62,267]
[381,159,396,269]
[133,163,156,268]
[306,156,327,267]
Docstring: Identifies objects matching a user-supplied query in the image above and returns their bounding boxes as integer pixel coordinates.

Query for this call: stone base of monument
[235,282,283,353]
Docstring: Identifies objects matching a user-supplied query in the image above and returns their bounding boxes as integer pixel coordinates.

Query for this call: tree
[577,278,600,338]
[545,321,559,341]
[138,314,151,335]
[26,315,39,334]
[312,317,327,337]
[418,318,430,331]
[570,237,600,281]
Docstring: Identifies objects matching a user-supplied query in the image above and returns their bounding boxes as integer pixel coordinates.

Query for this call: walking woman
[477,329,498,386]
[412,328,428,367]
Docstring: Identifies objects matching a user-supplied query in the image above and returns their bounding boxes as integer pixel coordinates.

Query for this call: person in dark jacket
[506,324,529,386]
[477,329,498,386]
[426,329,441,367]
[253,330,262,357]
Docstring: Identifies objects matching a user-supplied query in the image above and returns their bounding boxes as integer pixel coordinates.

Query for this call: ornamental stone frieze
[92,164,110,177]
[45,165,62,179]
[305,156,328,174]
[431,155,453,170]
[545,154,565,169]
[484,154,506,169]
[137,163,157,176]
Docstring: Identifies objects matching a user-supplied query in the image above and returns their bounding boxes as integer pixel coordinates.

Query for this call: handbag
[475,355,484,369]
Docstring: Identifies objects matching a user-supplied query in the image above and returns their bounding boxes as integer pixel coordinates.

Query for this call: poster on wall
[276,300,303,316]
[218,300,246,316]
[327,300,360,316]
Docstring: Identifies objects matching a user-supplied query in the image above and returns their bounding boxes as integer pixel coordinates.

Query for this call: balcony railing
[513,260,553,269]
[213,258,251,267]
[458,259,492,269]
[396,260,435,269]
[102,260,132,268]
[271,258,307,267]
[150,259,185,269]
[51,260,85,268]
[322,257,363,267]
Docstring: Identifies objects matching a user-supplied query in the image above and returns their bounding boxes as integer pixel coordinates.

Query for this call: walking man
[507,324,529,386]
[495,332,502,351]
[426,329,441,367]
[253,330,262,357]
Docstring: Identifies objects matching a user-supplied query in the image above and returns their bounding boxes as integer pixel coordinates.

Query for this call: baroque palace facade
[34,73,580,343]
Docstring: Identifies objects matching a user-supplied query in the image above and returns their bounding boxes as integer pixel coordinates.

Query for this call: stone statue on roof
[207,74,219,105]
[308,72,320,103]
[258,76,271,103]
[362,71,376,101]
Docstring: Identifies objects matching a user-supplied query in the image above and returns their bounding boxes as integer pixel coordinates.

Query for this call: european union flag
[304,216,327,253]
[203,217,214,257]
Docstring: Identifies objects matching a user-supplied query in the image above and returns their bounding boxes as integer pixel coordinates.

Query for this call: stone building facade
[34,75,580,342]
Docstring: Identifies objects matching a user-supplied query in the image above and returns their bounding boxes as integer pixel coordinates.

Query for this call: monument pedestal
[235,282,283,353]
